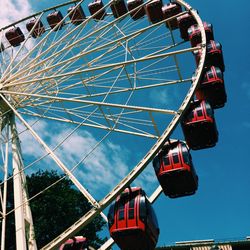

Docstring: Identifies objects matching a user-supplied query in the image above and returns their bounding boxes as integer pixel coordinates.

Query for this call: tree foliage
[1,170,106,249]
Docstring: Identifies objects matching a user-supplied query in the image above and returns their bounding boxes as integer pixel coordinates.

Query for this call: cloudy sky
[0,0,249,248]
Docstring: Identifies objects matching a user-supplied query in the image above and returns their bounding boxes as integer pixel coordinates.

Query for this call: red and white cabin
[110,0,128,18]
[177,13,196,40]
[47,11,65,31]
[195,66,227,109]
[26,19,45,38]
[194,40,225,72]
[108,187,159,250]
[181,100,218,150]
[162,2,182,30]
[145,0,164,24]
[88,0,106,20]
[127,0,145,20]
[5,27,25,47]
[188,22,214,47]
[153,140,198,198]
[68,5,86,25]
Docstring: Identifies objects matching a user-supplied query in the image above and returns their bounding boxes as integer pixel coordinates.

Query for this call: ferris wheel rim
[0,0,207,249]
[39,0,207,249]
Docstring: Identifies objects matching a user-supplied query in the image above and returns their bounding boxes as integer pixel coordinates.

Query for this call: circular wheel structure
[0,0,206,249]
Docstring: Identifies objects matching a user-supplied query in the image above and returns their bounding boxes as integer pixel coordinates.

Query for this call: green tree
[1,170,106,249]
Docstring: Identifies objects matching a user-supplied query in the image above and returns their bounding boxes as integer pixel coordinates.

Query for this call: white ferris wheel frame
[0,0,207,249]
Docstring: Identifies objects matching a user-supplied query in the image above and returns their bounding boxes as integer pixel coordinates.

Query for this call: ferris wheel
[0,0,225,249]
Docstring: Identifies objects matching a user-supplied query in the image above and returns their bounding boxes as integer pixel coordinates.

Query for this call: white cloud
[16,117,159,200]
[149,88,181,108]
[51,128,132,197]
[0,0,134,199]
[17,119,50,159]
[0,0,32,28]
[1,0,159,199]
[16,118,132,198]
[0,0,36,71]
[133,163,158,194]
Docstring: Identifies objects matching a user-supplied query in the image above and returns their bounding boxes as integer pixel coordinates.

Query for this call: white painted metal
[0,0,207,248]
[41,1,207,248]
[1,94,108,222]
[2,2,185,85]
[10,114,37,250]
[0,127,9,250]
[0,90,179,115]
[6,46,197,87]
[98,237,114,250]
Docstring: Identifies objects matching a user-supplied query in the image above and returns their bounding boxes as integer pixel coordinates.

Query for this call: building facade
[156,237,250,250]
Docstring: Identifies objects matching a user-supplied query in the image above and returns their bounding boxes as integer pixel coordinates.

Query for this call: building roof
[156,237,250,250]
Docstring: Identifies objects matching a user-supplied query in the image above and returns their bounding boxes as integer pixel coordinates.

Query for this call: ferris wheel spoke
[5,45,198,89]
[0,0,209,247]
[36,22,116,82]
[133,23,167,49]
[23,104,155,128]
[31,24,87,76]
[20,98,166,138]
[68,64,180,90]
[2,1,115,81]
[12,72,163,140]
[5,9,186,85]
[55,77,191,99]
[1,76,191,114]
[6,27,134,84]
[47,66,127,129]
[1,0,86,81]
[16,31,89,87]
[0,94,109,218]
[20,110,159,139]
[1,13,45,79]
[53,66,119,95]
[1,90,179,116]
[6,29,119,85]
[16,82,163,138]
[111,24,137,62]
[134,32,172,49]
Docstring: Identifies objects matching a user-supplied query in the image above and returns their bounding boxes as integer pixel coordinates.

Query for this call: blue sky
[154,0,250,245]
[0,0,249,248]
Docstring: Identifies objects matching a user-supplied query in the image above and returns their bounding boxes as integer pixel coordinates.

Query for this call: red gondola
[195,66,227,109]
[188,22,214,47]
[59,236,89,250]
[181,100,218,150]
[68,5,86,25]
[108,187,159,250]
[145,0,163,24]
[5,27,25,47]
[177,13,196,41]
[88,0,106,20]
[26,19,45,38]
[127,0,145,20]
[194,40,225,72]
[110,0,128,18]
[162,2,182,30]
[153,140,198,198]
[47,11,65,31]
